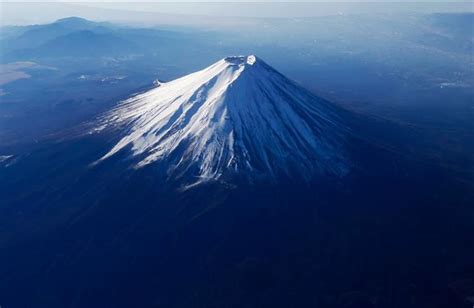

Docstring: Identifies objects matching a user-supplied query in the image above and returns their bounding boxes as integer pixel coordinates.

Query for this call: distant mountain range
[0,17,200,60]
[1,17,111,50]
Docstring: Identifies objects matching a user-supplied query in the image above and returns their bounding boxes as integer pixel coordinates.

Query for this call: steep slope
[97,55,348,184]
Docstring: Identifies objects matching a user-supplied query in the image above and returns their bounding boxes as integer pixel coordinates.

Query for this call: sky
[1,1,472,25]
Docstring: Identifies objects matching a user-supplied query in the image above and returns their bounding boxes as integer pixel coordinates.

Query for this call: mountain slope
[97,55,348,184]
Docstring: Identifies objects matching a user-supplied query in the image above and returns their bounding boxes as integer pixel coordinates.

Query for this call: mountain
[0,17,109,52]
[52,16,107,30]
[97,55,348,185]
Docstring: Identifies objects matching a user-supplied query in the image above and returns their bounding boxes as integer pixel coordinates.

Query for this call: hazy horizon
[1,1,473,26]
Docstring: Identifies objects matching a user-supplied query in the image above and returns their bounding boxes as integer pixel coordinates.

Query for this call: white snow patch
[246,55,256,65]
[0,155,13,162]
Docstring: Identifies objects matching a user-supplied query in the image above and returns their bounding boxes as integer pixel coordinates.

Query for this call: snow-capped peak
[97,55,348,184]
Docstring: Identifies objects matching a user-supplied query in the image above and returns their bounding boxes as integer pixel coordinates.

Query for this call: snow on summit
[98,55,348,184]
